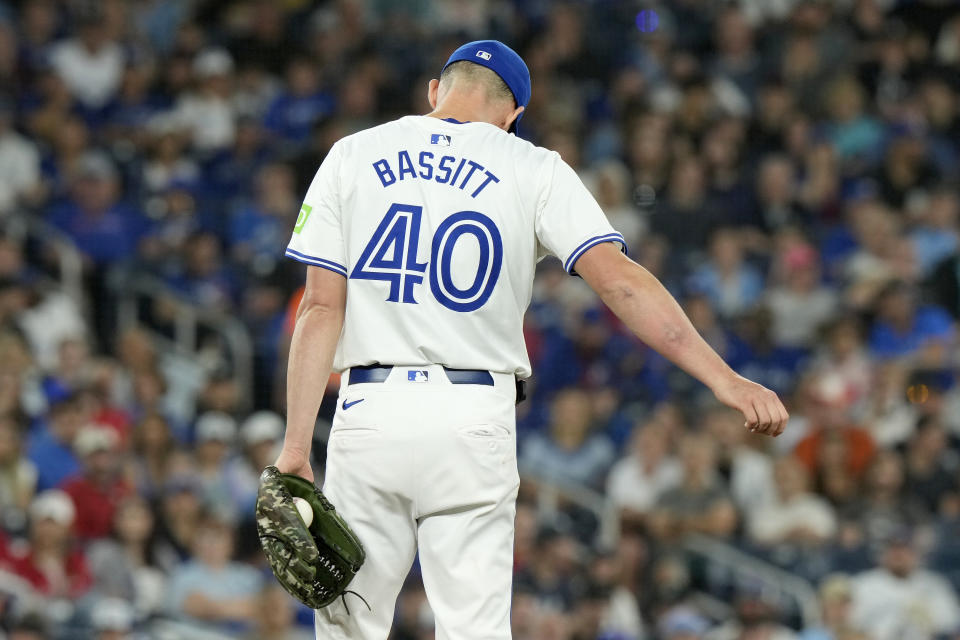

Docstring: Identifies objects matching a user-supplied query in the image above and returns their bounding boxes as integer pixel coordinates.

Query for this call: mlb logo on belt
[408,370,429,383]
[430,133,452,146]
[475,50,492,60]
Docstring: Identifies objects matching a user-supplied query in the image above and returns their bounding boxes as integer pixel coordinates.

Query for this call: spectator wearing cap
[765,243,838,349]
[192,411,238,513]
[226,410,282,514]
[0,95,42,215]
[793,374,876,480]
[6,490,92,598]
[170,48,237,153]
[165,511,262,634]
[61,426,132,541]
[46,151,147,265]
[27,394,84,491]
[851,529,960,640]
[800,574,867,640]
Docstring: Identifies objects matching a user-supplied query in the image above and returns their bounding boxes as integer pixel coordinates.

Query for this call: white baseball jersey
[285,115,625,378]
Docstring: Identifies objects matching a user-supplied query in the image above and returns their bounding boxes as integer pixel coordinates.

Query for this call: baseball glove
[256,466,366,610]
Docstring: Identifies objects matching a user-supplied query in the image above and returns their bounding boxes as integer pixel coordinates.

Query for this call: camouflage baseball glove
[256,466,366,610]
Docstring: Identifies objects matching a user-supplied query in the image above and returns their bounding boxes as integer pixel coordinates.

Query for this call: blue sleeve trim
[563,233,627,274]
[285,249,348,276]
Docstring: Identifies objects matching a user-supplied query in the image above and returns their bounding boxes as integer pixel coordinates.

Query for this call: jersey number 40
[350,203,503,312]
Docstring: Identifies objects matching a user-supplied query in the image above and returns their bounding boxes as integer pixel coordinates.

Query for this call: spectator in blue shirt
[911,187,959,277]
[520,388,615,491]
[203,117,271,217]
[165,511,262,635]
[165,232,237,311]
[868,281,954,360]
[46,152,146,265]
[229,163,298,271]
[688,227,764,319]
[263,57,335,147]
[26,395,83,491]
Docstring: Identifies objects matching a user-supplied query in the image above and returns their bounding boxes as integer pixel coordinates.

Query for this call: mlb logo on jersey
[408,370,429,382]
[475,50,492,60]
[430,133,452,146]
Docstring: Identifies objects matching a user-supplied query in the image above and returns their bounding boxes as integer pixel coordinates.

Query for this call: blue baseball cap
[442,40,531,134]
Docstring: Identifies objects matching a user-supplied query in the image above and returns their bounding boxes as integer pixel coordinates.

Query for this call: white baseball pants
[315,365,520,640]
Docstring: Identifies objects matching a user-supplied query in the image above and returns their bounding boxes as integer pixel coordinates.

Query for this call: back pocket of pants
[457,424,516,478]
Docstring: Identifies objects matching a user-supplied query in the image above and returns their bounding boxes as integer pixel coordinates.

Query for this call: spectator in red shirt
[794,374,876,480]
[7,490,92,598]
[60,427,132,541]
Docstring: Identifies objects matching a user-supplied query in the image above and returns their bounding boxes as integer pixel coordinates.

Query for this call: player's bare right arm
[276,266,347,480]
[576,242,788,437]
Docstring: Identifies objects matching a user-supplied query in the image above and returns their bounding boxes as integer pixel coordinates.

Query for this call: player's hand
[712,373,788,437]
[274,448,314,483]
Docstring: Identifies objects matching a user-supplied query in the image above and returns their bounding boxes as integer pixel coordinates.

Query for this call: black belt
[348,365,494,386]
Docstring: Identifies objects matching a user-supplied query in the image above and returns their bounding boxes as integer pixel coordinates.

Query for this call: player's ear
[427,79,440,109]
[502,105,524,132]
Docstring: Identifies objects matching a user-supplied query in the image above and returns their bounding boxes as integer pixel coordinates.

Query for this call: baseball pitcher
[271,40,788,639]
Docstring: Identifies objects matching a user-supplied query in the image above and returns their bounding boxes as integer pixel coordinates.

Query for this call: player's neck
[425,110,474,123]
[426,94,505,130]
[425,109,508,132]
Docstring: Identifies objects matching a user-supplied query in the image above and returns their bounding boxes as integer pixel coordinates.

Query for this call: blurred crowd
[0,0,959,639]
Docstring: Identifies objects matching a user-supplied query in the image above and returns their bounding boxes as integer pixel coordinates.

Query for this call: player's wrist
[707,366,742,396]
[277,444,311,464]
